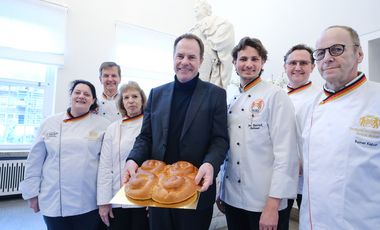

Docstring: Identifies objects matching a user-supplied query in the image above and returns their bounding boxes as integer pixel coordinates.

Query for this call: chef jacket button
[248,94,251,97]
[117,113,120,115]
[234,97,237,100]
[238,125,241,128]
[238,179,241,183]
[236,142,240,146]
[103,113,106,115]
[237,161,240,165]
[226,175,229,179]
[241,108,244,111]
[229,111,232,114]
[102,102,105,104]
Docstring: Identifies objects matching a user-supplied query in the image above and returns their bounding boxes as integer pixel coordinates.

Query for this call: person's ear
[357,46,364,64]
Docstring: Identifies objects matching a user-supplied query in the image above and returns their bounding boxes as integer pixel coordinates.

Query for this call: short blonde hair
[117,81,147,117]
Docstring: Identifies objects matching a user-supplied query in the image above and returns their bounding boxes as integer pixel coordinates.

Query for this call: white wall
[51,0,379,112]
[209,0,380,87]
[49,0,195,113]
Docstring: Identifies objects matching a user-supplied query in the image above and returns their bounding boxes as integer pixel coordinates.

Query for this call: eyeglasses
[286,60,311,67]
[312,44,359,61]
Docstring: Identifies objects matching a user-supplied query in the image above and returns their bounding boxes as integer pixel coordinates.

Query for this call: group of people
[20,24,380,230]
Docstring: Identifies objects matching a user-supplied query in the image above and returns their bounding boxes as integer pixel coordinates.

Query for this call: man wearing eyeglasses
[298,25,380,229]
[282,44,320,229]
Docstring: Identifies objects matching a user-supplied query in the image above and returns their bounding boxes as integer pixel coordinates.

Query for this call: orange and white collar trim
[63,110,90,123]
[320,72,366,105]
[240,77,262,92]
[122,113,143,123]
[287,82,312,95]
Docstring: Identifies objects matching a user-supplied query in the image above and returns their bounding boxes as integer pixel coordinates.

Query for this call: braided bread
[125,160,199,204]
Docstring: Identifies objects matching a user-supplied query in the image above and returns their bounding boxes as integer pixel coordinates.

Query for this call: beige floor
[0,197,45,230]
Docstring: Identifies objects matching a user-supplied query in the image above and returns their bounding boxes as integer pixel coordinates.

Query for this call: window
[0,0,66,150]
[115,22,176,95]
[0,59,57,149]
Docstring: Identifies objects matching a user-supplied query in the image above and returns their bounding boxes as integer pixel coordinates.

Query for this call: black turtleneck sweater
[164,75,199,164]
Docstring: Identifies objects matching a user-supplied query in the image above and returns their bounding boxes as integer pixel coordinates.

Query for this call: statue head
[194,0,212,21]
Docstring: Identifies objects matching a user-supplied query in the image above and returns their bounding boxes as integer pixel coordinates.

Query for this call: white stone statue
[190,0,235,89]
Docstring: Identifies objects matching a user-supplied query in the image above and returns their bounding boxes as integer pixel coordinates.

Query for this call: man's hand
[123,160,138,184]
[195,162,214,192]
[99,204,114,227]
[28,197,40,213]
[259,197,280,230]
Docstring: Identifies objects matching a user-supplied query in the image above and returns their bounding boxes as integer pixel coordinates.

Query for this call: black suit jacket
[128,78,229,209]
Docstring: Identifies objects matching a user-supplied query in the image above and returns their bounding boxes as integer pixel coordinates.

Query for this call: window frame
[0,63,57,150]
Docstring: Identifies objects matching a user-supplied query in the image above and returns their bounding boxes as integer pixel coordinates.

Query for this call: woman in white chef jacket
[97,81,149,230]
[217,37,298,230]
[20,80,110,230]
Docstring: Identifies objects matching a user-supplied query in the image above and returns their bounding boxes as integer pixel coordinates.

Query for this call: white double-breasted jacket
[287,82,320,194]
[220,77,298,212]
[97,93,121,122]
[298,73,380,229]
[97,114,143,208]
[20,112,109,217]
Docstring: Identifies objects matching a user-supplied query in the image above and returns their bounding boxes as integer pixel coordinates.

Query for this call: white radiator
[0,159,26,196]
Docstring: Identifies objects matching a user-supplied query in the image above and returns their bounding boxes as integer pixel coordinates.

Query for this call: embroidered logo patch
[88,130,99,140]
[360,115,380,129]
[350,115,380,141]
[248,99,264,129]
[250,99,264,115]
[44,131,59,138]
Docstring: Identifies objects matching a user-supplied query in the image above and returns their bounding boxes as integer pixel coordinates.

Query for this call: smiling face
[122,89,143,117]
[284,50,315,88]
[99,66,121,95]
[70,83,95,116]
[233,46,265,86]
[315,27,363,90]
[174,38,203,83]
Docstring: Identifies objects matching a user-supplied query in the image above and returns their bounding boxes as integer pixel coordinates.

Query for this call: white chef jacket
[287,82,320,194]
[97,93,121,122]
[20,112,110,217]
[288,82,320,115]
[220,77,298,212]
[97,114,143,208]
[298,73,380,229]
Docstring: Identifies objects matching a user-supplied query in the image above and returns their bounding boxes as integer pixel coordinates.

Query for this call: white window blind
[115,22,176,94]
[0,0,67,66]
[0,0,65,150]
